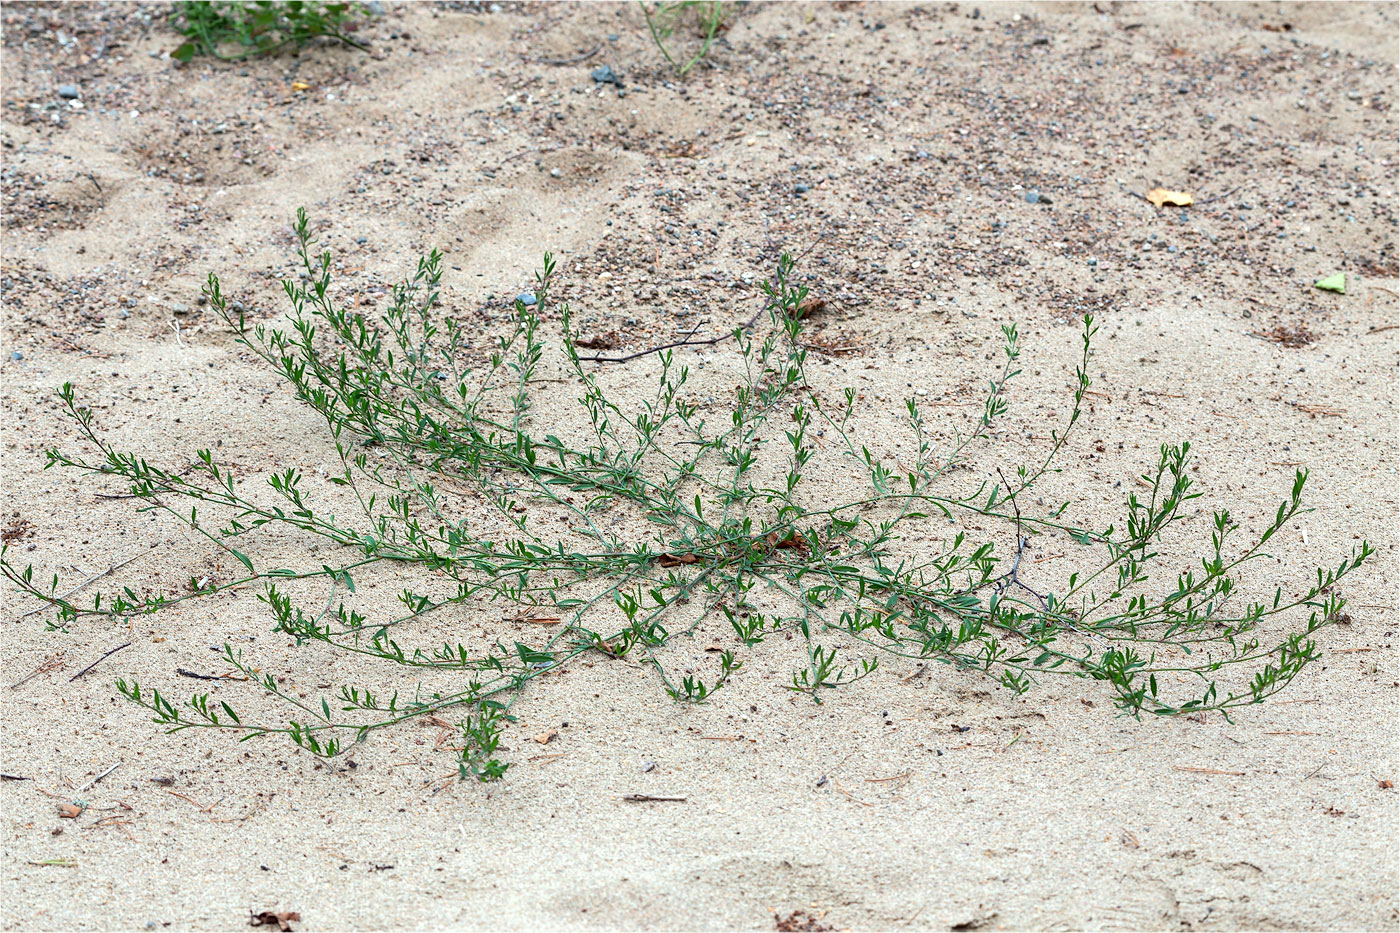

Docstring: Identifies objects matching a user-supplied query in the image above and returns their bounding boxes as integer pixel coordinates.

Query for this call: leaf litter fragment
[250,911,300,932]
[1145,188,1194,208]
[1314,273,1346,294]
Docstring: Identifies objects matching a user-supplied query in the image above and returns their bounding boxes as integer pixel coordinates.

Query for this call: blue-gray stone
[795,183,811,194]
[515,292,537,306]
[591,65,622,86]
[10,351,22,360]
[1024,190,1040,204]
[58,84,79,99]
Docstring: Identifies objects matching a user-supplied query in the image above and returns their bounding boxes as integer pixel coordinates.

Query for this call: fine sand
[2,2,1397,929]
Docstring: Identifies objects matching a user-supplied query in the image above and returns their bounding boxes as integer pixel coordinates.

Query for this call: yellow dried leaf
[1146,188,1193,208]
[291,81,311,92]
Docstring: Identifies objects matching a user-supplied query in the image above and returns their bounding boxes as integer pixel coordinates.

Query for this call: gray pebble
[591,65,622,87]
[58,84,79,99]
[795,183,811,194]
[515,292,537,306]
[10,351,22,361]
[367,0,385,14]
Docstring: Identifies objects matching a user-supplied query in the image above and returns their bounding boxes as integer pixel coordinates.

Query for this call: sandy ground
[2,1,1397,929]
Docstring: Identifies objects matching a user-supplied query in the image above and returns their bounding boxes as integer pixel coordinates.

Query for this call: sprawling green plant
[2,211,1369,779]
[170,1,370,63]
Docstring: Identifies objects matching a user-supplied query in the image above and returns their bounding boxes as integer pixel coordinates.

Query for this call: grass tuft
[639,1,732,76]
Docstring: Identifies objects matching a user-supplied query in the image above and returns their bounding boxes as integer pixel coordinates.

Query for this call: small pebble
[57,84,79,99]
[10,351,22,361]
[515,292,537,306]
[1024,191,1040,204]
[794,183,811,194]
[590,65,622,87]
